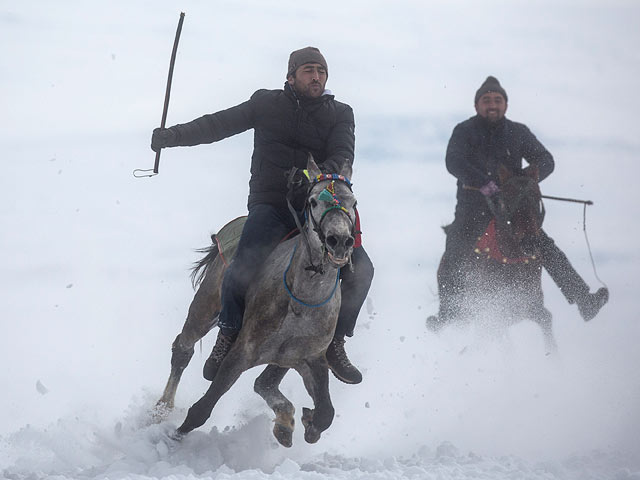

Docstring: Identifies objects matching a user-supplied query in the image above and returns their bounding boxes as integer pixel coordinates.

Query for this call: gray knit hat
[474,76,508,103]
[287,46,328,77]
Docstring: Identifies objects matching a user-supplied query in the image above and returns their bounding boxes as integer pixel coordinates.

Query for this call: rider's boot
[538,232,609,321]
[575,287,609,321]
[326,335,362,384]
[203,330,236,381]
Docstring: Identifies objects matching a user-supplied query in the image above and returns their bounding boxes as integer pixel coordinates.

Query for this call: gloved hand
[287,168,310,212]
[151,127,177,153]
[320,159,340,174]
[479,180,500,197]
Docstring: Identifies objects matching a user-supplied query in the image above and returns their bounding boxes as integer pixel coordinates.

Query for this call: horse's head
[304,156,357,268]
[494,164,544,258]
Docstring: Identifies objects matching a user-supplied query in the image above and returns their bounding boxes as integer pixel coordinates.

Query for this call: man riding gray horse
[151,46,374,385]
[432,76,608,325]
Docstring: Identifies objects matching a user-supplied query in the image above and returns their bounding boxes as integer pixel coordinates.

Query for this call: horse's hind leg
[254,365,294,447]
[156,258,225,413]
[175,349,249,436]
[296,357,334,444]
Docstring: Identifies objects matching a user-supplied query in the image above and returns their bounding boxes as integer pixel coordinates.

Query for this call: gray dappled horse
[428,165,557,352]
[156,156,357,447]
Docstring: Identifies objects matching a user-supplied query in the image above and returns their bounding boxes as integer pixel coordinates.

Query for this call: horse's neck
[494,216,522,257]
[287,233,339,298]
[494,213,540,259]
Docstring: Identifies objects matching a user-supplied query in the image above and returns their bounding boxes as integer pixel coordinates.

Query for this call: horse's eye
[309,199,318,208]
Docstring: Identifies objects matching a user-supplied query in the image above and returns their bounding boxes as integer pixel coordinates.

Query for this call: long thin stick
[540,194,593,205]
[153,12,185,174]
[463,184,593,205]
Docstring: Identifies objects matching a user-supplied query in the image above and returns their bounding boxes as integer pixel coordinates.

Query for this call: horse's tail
[190,234,219,289]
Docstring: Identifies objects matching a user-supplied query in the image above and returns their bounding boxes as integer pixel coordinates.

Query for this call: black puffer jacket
[166,83,355,208]
[446,115,554,205]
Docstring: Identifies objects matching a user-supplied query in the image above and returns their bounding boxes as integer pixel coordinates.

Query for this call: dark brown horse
[428,166,556,352]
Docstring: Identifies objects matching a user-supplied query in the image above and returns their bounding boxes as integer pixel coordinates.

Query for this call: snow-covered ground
[2,1,639,479]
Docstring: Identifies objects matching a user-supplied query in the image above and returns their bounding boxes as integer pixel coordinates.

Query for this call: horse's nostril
[345,237,354,248]
[326,235,338,249]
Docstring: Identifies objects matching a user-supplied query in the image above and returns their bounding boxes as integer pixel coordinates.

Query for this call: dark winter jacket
[446,115,554,206]
[166,83,355,209]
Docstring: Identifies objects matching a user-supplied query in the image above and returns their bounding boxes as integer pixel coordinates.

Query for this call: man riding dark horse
[432,76,608,326]
[151,47,374,385]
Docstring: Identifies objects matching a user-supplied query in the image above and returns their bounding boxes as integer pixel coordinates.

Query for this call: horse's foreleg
[296,357,334,444]
[254,365,294,447]
[156,260,224,413]
[175,349,248,436]
[155,334,197,415]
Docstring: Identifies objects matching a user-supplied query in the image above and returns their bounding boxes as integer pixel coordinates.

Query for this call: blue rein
[283,241,341,308]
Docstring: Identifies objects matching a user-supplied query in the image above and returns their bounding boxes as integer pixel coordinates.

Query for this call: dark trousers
[438,201,590,318]
[336,246,374,337]
[218,203,374,338]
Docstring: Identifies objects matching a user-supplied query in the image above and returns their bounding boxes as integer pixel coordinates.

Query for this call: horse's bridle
[306,173,357,245]
[286,169,356,274]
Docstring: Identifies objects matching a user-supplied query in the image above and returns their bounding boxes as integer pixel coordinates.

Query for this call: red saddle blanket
[474,219,537,265]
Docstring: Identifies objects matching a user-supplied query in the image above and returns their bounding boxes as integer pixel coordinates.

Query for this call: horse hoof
[273,407,295,447]
[168,429,186,442]
[304,427,322,444]
[150,401,173,423]
[273,424,293,448]
[301,407,313,427]
[301,407,322,444]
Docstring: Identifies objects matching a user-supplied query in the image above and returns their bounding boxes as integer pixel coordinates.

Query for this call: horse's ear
[523,165,540,182]
[306,153,322,179]
[497,163,512,184]
[340,160,353,181]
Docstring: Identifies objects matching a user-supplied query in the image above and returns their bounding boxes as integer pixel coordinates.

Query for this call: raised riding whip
[134,12,185,178]
[540,194,592,205]
[536,194,606,287]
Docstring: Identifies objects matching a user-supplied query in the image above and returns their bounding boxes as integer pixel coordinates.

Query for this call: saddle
[213,216,247,267]
[213,216,300,267]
